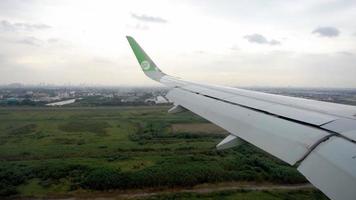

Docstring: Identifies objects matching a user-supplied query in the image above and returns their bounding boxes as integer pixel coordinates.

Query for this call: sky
[0,0,356,88]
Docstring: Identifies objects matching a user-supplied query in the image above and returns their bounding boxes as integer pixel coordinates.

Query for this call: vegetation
[0,106,325,199]
[142,189,329,200]
[58,121,111,135]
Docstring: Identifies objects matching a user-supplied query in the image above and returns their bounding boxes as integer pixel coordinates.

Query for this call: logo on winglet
[141,61,151,71]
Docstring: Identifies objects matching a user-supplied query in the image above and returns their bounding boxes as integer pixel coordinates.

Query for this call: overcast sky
[0,0,356,87]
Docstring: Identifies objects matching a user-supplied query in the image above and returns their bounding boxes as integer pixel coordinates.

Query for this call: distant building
[121,96,140,102]
[26,91,34,95]
[33,92,49,99]
[3,97,22,103]
[57,92,70,98]
[103,94,114,98]
[69,91,76,96]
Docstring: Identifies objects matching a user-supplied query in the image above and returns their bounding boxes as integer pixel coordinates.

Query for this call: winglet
[126,36,166,81]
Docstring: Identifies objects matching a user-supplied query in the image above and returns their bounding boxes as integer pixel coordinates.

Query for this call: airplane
[126,36,356,200]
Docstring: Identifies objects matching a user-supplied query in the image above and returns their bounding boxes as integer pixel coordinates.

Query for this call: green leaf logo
[140,60,151,71]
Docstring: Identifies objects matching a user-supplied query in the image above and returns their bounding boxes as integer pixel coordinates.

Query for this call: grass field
[171,123,227,134]
[0,106,328,199]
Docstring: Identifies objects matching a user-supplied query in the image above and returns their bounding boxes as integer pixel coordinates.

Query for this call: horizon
[2,82,356,90]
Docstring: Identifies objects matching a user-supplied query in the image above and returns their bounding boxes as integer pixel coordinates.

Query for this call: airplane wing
[126,36,356,200]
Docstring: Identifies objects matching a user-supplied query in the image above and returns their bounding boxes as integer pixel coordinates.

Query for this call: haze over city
[1,0,356,87]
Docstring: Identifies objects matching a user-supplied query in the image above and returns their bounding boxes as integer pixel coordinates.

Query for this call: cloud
[126,23,149,30]
[312,26,340,37]
[269,39,281,45]
[47,38,60,43]
[337,51,354,56]
[0,20,51,31]
[230,45,239,51]
[194,50,207,54]
[243,34,281,45]
[0,54,4,63]
[131,13,167,23]
[16,36,43,46]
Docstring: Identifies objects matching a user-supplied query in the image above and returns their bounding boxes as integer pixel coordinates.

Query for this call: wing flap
[188,83,356,120]
[263,104,337,126]
[298,137,356,200]
[322,118,356,141]
[182,85,236,99]
[225,95,274,110]
[181,83,338,126]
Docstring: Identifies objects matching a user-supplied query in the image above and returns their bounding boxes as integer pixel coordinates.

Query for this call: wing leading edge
[127,36,356,200]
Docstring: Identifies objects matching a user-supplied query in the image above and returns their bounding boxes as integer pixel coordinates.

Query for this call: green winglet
[126,36,166,81]
[127,36,163,69]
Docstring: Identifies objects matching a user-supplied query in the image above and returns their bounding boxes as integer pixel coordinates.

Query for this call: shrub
[81,168,128,190]
[58,121,110,134]
[8,124,37,135]
[33,163,89,181]
[0,164,32,196]
[0,183,17,196]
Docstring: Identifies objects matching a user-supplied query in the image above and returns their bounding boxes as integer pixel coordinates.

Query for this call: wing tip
[126,36,167,82]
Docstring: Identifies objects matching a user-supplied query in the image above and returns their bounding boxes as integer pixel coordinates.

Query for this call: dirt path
[118,183,314,199]
[33,183,315,200]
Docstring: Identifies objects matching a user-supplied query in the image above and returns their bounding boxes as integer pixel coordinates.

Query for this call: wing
[126,36,356,200]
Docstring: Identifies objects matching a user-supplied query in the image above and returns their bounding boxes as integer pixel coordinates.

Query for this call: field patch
[0,106,309,198]
[52,137,86,145]
[7,124,37,135]
[58,121,111,135]
[172,123,227,134]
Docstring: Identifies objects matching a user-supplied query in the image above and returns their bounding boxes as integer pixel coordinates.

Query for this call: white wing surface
[127,36,356,200]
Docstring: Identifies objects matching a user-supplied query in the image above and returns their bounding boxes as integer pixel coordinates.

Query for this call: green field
[0,106,328,199]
